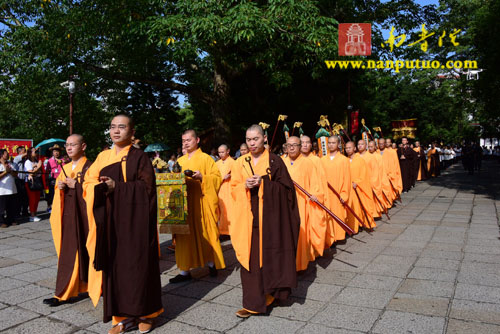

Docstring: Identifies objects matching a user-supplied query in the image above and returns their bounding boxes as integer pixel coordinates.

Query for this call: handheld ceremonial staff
[327,182,365,228]
[291,122,303,137]
[353,187,372,230]
[373,126,383,138]
[270,114,287,151]
[361,119,374,140]
[244,157,255,176]
[388,178,402,203]
[293,181,354,236]
[372,189,390,220]
[57,160,68,178]
[259,122,270,140]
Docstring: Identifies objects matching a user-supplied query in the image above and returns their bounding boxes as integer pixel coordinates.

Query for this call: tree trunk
[212,65,231,144]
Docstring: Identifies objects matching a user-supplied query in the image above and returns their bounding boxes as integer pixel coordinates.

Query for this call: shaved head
[113,114,134,129]
[368,140,377,153]
[218,144,230,160]
[345,141,356,157]
[357,139,367,153]
[68,133,84,144]
[246,124,264,136]
[182,129,198,139]
[300,135,312,155]
[287,136,301,160]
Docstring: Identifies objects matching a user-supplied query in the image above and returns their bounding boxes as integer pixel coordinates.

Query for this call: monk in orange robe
[320,135,351,246]
[283,136,326,271]
[414,141,428,181]
[358,140,385,218]
[170,129,225,283]
[379,138,401,200]
[385,138,403,194]
[345,142,376,232]
[229,124,300,318]
[83,115,163,334]
[216,144,235,235]
[45,134,92,308]
[369,140,393,208]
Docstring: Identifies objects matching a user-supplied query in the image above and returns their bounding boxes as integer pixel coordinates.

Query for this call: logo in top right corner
[339,23,372,56]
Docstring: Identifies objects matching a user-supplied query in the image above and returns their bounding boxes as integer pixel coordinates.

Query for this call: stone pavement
[0,160,499,334]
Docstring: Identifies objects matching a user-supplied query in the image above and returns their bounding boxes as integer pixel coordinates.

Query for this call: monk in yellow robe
[216,144,235,235]
[358,140,385,218]
[229,124,300,318]
[45,134,92,308]
[300,135,326,176]
[320,135,351,246]
[170,129,225,283]
[385,138,403,193]
[345,142,376,232]
[369,140,393,208]
[83,115,163,334]
[283,136,326,271]
[379,138,401,201]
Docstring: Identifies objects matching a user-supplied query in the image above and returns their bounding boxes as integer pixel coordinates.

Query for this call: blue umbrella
[35,138,66,155]
[144,143,170,152]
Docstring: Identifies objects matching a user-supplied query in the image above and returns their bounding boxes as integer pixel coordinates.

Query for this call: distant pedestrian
[24,147,42,222]
[0,149,18,228]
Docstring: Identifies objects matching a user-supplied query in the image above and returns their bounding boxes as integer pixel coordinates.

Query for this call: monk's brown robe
[50,159,92,300]
[397,146,415,192]
[86,146,162,323]
[230,151,300,313]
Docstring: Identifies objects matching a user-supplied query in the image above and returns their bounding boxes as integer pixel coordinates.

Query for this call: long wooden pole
[293,181,354,236]
[327,183,364,227]
[372,189,390,220]
[353,187,372,229]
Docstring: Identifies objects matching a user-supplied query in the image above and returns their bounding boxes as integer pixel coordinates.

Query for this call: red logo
[339,23,371,56]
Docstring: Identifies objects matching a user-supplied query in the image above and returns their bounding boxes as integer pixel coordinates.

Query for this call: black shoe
[169,273,192,283]
[43,297,62,307]
[208,265,217,277]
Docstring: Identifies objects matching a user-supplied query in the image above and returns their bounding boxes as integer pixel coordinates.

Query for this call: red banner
[0,139,33,157]
[350,110,359,135]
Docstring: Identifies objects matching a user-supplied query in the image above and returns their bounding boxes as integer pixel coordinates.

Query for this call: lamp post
[68,79,75,135]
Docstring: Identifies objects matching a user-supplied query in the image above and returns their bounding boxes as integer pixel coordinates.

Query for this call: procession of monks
[45,118,429,333]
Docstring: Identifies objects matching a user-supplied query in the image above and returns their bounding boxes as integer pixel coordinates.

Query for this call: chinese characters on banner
[0,139,33,156]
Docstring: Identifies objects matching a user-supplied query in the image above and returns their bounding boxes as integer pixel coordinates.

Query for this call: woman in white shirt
[24,147,42,222]
[0,149,18,227]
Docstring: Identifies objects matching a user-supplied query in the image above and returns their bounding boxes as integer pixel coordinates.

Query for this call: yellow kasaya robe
[176,148,225,271]
[50,157,90,301]
[282,155,326,271]
[320,152,351,246]
[371,151,393,208]
[427,148,437,177]
[347,154,376,232]
[359,152,384,218]
[216,157,235,235]
[380,149,401,200]
[386,148,403,193]
[83,145,163,325]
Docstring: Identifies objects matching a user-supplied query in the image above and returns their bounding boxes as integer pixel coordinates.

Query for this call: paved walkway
[1,160,499,333]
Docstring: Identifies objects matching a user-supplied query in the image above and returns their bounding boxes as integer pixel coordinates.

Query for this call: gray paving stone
[210,287,242,308]
[0,263,42,277]
[161,293,206,319]
[455,283,500,304]
[227,315,305,334]
[333,286,394,309]
[291,280,343,302]
[310,303,381,332]
[4,316,76,334]
[0,284,53,304]
[12,267,56,283]
[414,257,461,271]
[372,310,445,334]
[301,267,356,285]
[48,299,103,328]
[465,244,500,255]
[0,277,26,292]
[169,280,233,301]
[269,296,326,321]
[420,249,463,260]
[463,252,500,264]
[150,320,219,334]
[408,267,458,282]
[175,302,242,332]
[363,261,413,278]
[450,299,500,325]
[348,273,403,291]
[446,318,500,334]
[0,257,21,268]
[17,294,76,316]
[296,323,364,334]
[0,306,39,331]
[387,293,450,317]
[398,279,455,298]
